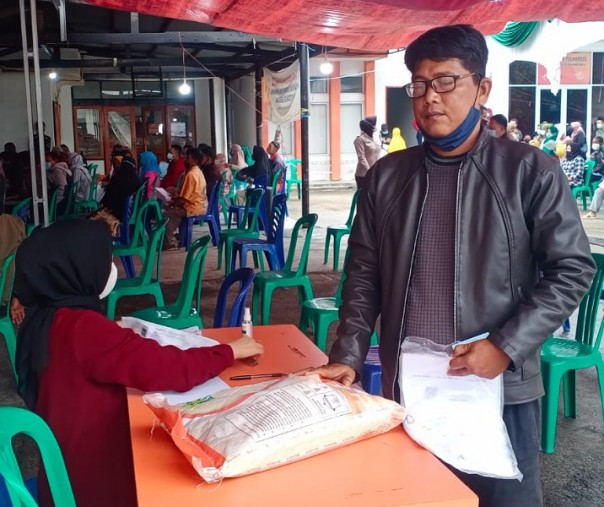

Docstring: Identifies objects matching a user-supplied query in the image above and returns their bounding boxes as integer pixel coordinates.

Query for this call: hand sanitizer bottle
[242,307,253,339]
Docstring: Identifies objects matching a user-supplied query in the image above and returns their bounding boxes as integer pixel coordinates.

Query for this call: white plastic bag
[399,336,522,480]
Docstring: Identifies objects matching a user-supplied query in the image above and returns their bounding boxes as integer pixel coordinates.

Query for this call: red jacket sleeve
[58,310,234,392]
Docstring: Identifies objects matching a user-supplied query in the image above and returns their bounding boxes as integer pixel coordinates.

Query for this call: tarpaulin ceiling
[81,0,604,51]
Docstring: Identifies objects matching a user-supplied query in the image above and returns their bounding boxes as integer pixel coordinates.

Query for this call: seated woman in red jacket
[14,219,263,507]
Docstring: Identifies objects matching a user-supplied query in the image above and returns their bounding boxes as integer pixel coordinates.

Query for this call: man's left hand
[448,339,511,379]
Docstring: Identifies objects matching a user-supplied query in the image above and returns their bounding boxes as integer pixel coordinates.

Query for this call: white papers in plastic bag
[399,336,522,481]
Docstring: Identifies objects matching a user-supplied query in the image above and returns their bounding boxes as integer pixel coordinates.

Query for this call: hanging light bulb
[320,61,333,75]
[48,71,58,80]
[179,80,191,95]
[178,47,191,95]
[319,47,333,76]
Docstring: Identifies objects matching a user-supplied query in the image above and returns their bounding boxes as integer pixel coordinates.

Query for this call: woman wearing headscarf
[564,121,587,158]
[354,115,380,189]
[230,144,247,169]
[215,152,232,198]
[139,150,160,199]
[234,146,272,205]
[241,145,254,166]
[14,220,263,507]
[542,125,559,158]
[199,145,221,199]
[68,152,92,203]
[89,149,141,235]
[387,127,407,153]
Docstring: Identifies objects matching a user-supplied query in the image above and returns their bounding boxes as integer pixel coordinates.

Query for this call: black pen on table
[230,373,288,381]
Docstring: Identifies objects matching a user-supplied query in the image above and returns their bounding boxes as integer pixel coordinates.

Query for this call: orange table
[127,325,477,507]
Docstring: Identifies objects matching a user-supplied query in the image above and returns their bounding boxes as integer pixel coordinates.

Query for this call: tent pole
[18,0,39,225]
[29,0,49,226]
[255,64,263,147]
[298,42,310,216]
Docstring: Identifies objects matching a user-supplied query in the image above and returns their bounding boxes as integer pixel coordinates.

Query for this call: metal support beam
[255,63,263,148]
[19,0,39,225]
[130,12,139,34]
[51,0,67,42]
[298,43,310,217]
[68,31,278,45]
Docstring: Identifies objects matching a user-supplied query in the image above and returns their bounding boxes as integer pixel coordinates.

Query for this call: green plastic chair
[0,406,76,507]
[113,200,156,278]
[217,188,264,276]
[541,252,604,453]
[105,219,167,320]
[227,168,239,202]
[130,235,211,329]
[217,171,230,225]
[0,253,17,382]
[48,187,60,224]
[75,174,100,214]
[87,163,98,177]
[128,183,147,227]
[251,213,318,325]
[11,198,32,222]
[56,183,78,220]
[324,190,359,271]
[572,160,594,211]
[285,159,302,199]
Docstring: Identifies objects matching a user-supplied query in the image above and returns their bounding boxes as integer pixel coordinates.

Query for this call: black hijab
[236,146,271,185]
[15,219,113,408]
[101,155,142,219]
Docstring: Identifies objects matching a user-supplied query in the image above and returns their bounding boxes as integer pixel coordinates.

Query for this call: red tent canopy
[82,0,603,50]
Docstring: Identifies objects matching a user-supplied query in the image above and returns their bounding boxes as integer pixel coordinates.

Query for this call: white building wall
[229,75,256,148]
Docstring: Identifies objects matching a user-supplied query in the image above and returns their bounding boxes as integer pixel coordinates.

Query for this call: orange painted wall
[329,62,341,180]
[364,61,376,117]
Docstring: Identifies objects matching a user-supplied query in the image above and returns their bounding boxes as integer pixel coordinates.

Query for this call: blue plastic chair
[213,267,256,328]
[11,198,32,224]
[231,194,287,272]
[228,174,269,229]
[179,181,221,249]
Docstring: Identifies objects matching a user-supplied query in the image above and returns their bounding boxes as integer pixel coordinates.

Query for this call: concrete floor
[1,185,604,506]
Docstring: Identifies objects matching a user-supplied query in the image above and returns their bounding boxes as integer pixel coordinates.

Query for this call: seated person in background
[46,150,72,206]
[387,127,407,153]
[235,146,271,205]
[1,142,22,197]
[561,143,585,189]
[267,141,287,193]
[13,219,263,507]
[507,118,522,142]
[230,144,248,170]
[139,151,160,199]
[215,153,232,199]
[67,152,92,203]
[163,147,208,249]
[0,208,25,304]
[89,149,141,236]
[199,145,221,199]
[161,144,186,189]
[590,136,604,182]
[488,114,508,138]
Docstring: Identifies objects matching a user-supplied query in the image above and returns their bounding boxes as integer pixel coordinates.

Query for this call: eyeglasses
[404,73,480,98]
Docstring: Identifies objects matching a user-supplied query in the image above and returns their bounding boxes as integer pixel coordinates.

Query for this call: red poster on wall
[538,52,591,85]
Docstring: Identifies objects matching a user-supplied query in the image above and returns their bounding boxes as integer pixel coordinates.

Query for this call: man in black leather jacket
[303,25,595,507]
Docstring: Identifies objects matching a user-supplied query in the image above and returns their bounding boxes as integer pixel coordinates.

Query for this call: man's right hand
[295,363,356,386]
[10,297,24,326]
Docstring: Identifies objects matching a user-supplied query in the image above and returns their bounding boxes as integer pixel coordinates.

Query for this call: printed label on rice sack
[225,382,351,442]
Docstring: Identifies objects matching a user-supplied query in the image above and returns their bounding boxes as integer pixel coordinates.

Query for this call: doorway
[386,87,417,147]
[537,86,591,138]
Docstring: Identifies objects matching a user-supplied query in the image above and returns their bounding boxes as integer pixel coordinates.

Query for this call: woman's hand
[229,335,264,359]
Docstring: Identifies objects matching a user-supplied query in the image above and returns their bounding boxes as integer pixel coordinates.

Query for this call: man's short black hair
[170,144,182,154]
[404,24,488,83]
[185,147,201,164]
[595,136,604,144]
[491,114,508,130]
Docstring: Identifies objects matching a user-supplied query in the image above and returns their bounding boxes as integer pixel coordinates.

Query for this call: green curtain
[492,21,539,48]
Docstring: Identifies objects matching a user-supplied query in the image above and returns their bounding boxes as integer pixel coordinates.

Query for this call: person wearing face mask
[12,220,263,507]
[161,144,186,190]
[590,136,604,182]
[595,117,604,140]
[301,24,594,507]
[45,150,72,206]
[563,121,587,158]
